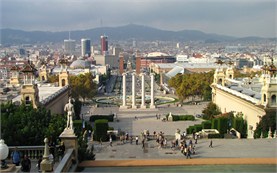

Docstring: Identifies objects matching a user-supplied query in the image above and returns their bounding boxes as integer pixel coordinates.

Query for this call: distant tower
[135,52,141,75]
[39,62,48,82]
[101,35,108,55]
[64,40,76,55]
[81,38,91,57]
[10,65,20,86]
[119,53,124,75]
[59,59,69,87]
[20,61,39,108]
[260,60,277,108]
[225,61,234,79]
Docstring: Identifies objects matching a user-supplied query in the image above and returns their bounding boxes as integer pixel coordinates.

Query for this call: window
[25,96,31,105]
[62,79,66,86]
[263,94,266,102]
[271,95,276,105]
[218,78,222,85]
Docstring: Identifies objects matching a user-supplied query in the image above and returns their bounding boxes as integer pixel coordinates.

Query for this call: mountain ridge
[0,24,275,45]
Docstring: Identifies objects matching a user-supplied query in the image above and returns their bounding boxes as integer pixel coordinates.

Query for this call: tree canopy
[202,102,222,120]
[69,72,97,101]
[1,102,66,146]
[168,71,214,102]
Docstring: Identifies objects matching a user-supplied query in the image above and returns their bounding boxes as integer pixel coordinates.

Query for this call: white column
[141,73,146,109]
[132,72,137,109]
[150,73,156,108]
[120,73,128,109]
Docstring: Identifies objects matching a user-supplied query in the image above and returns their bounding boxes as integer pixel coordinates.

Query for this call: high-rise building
[101,35,108,55]
[81,39,91,57]
[64,39,76,55]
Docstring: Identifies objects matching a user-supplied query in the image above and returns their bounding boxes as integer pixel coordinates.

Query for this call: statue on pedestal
[64,97,74,130]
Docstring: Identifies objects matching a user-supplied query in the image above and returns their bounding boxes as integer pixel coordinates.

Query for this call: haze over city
[1,0,276,38]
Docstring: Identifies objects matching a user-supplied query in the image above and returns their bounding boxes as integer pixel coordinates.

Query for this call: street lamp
[0,139,9,169]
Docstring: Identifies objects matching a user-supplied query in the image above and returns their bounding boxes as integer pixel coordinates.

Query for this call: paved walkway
[91,138,277,160]
[80,138,277,170]
[79,158,277,167]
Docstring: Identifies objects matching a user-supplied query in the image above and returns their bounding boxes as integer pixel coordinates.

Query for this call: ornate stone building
[211,62,276,138]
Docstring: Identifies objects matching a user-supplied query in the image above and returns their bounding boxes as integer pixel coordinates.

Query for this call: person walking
[109,136,113,147]
[209,140,213,148]
[186,146,191,159]
[21,155,31,172]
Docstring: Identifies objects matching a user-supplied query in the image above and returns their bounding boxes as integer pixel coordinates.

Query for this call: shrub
[194,124,202,133]
[178,115,195,121]
[90,114,114,122]
[94,119,109,141]
[202,120,212,129]
[212,118,219,129]
[232,116,248,138]
[218,118,228,135]
[208,133,222,138]
[166,114,195,121]
[187,126,195,134]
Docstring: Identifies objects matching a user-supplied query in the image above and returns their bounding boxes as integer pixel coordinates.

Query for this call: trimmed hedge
[208,133,222,138]
[194,124,202,133]
[218,118,228,135]
[94,119,109,141]
[166,114,195,121]
[202,120,212,129]
[212,118,219,129]
[187,126,195,134]
[232,117,247,138]
[90,114,114,122]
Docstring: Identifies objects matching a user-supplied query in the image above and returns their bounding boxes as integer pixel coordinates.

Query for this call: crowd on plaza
[107,129,210,160]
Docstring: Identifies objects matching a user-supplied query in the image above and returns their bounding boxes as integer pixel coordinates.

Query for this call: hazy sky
[1,0,276,37]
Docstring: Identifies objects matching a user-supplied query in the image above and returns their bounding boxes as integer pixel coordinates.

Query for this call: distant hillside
[0,24,274,45]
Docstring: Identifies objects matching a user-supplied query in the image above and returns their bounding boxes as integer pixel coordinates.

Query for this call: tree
[1,102,66,146]
[168,71,214,102]
[70,73,97,102]
[47,74,59,83]
[202,102,221,120]
[254,109,276,138]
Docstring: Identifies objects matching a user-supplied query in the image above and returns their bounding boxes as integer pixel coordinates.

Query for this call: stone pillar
[132,73,137,109]
[40,138,52,172]
[59,129,78,164]
[141,73,146,109]
[150,73,156,108]
[120,73,128,109]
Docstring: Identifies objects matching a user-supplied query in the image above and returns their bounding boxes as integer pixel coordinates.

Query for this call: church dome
[70,59,91,69]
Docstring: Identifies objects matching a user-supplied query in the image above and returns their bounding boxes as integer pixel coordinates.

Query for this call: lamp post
[0,139,9,169]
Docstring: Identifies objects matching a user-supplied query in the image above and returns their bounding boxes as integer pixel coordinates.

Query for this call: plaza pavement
[81,102,208,136]
[80,102,277,169]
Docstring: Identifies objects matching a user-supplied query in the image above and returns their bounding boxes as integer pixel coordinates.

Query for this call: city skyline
[1,0,276,38]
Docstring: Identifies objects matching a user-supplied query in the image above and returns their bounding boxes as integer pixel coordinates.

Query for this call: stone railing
[54,148,77,173]
[8,146,44,160]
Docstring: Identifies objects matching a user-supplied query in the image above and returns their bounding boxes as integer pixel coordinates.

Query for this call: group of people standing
[10,140,66,172]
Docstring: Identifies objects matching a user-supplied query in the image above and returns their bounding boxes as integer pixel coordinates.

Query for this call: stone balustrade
[8,146,44,160]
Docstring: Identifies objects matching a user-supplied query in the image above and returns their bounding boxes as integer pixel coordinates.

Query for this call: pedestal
[119,105,129,109]
[59,129,78,161]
